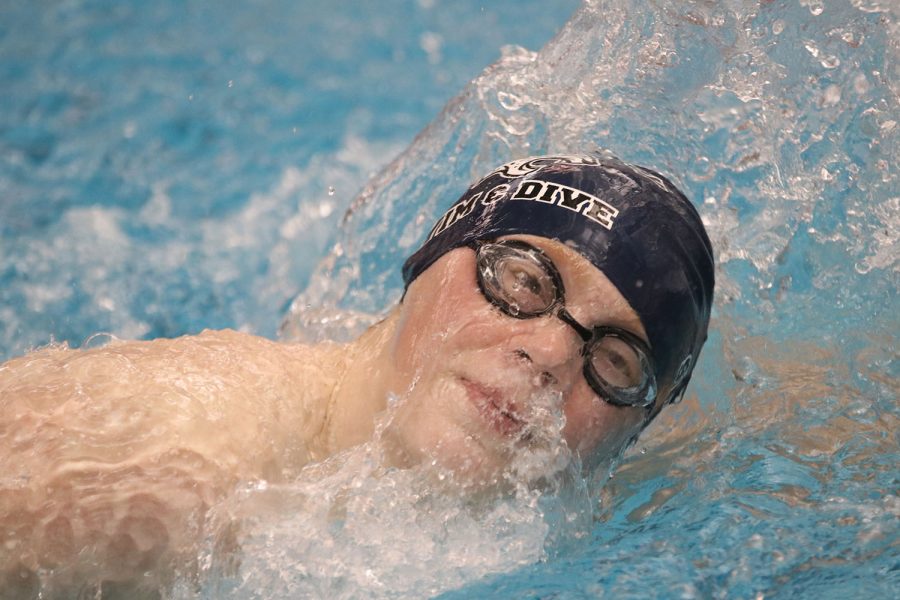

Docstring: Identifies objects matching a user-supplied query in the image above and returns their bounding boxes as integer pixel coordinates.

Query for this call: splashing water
[283,0,899,597]
[192,387,593,599]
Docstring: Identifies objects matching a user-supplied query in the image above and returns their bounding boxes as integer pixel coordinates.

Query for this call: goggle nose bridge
[553,306,594,344]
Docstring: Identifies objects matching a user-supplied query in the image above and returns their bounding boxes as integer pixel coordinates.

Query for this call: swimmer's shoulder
[188,327,345,388]
[174,328,349,453]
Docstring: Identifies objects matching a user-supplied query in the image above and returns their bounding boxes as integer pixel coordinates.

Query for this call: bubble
[82,332,119,348]
[497,91,524,111]
[327,186,335,196]
[801,0,825,15]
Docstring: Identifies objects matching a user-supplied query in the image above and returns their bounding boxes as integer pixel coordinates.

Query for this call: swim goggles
[472,239,658,408]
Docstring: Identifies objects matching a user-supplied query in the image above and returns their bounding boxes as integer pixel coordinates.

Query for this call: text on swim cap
[512,179,619,230]
[426,183,510,241]
[425,177,620,242]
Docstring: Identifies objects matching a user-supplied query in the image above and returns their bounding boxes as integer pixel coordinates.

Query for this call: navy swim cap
[402,155,715,404]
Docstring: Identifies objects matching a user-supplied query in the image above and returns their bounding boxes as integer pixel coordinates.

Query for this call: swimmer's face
[381,235,665,483]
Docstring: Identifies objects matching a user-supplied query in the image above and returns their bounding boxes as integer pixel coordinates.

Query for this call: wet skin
[375,234,668,480]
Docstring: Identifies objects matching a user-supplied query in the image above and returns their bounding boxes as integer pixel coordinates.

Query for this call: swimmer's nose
[514,349,558,387]
[512,316,582,387]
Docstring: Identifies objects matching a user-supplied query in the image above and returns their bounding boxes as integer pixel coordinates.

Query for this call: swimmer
[0,155,714,597]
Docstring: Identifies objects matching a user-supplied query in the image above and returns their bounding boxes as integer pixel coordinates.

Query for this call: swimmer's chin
[371,373,571,494]
[376,413,516,494]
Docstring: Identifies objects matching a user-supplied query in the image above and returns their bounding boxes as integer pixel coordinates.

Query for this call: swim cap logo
[487,155,602,180]
[512,179,619,230]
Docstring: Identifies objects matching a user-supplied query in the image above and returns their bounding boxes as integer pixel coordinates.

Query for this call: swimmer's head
[402,155,715,412]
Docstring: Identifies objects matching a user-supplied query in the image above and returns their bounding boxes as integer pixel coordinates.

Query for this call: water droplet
[821,55,840,69]
[327,186,335,196]
[508,303,520,316]
[497,91,523,111]
[802,0,825,15]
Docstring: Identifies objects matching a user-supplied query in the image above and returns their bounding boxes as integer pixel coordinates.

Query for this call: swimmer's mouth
[459,377,526,437]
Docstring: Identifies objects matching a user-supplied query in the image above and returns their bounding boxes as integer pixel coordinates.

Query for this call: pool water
[1,0,897,598]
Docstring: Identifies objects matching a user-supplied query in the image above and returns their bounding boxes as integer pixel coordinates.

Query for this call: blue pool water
[1,0,897,598]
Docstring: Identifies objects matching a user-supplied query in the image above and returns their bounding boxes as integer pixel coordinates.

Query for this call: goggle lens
[476,244,558,316]
[589,334,645,389]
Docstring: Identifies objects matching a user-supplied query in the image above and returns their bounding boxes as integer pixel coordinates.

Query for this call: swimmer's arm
[0,329,334,595]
